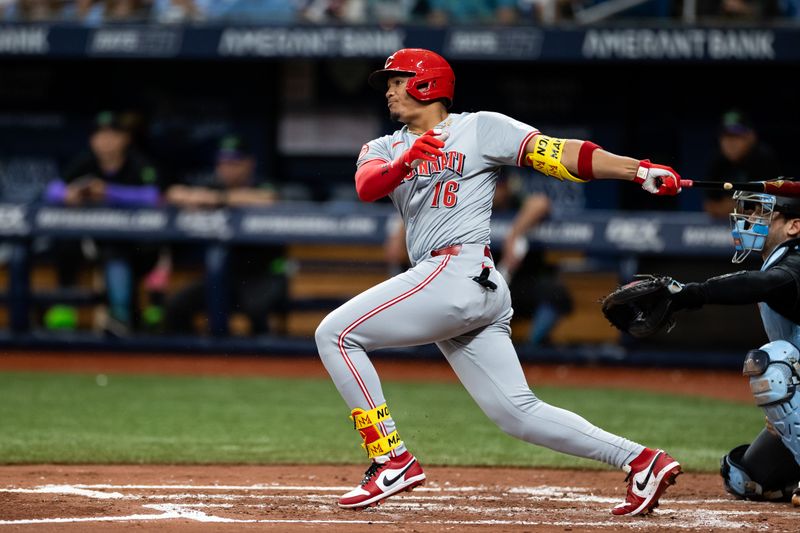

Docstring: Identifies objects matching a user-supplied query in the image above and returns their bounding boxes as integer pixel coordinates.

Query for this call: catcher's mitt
[600,275,684,338]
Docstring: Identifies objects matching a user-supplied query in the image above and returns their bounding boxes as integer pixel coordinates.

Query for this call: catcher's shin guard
[720,429,800,501]
[744,341,800,465]
[339,404,425,509]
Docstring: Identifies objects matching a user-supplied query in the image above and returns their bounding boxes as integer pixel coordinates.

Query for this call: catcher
[602,190,800,504]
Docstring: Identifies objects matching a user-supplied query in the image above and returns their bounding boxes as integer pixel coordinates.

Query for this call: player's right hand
[634,160,682,196]
[400,129,446,169]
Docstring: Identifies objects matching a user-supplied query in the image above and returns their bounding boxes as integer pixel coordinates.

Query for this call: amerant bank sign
[218,27,403,57]
[583,28,775,60]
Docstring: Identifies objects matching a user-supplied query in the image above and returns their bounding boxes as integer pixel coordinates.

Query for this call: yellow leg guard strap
[525,134,590,183]
[362,430,402,458]
[350,403,391,430]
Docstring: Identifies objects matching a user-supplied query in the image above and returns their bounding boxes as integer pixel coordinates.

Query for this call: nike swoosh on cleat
[382,460,416,487]
[635,452,663,492]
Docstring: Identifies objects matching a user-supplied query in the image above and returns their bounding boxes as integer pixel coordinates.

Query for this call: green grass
[0,371,762,471]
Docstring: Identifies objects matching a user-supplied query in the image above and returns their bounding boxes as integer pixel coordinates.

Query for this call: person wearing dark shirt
[46,111,160,207]
[163,134,288,335]
[493,178,573,349]
[653,191,800,505]
[42,111,164,335]
[704,110,781,219]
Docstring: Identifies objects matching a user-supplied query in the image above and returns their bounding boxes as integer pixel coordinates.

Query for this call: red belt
[431,244,492,259]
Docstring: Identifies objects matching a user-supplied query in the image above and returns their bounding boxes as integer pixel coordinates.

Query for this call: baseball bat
[680,179,800,197]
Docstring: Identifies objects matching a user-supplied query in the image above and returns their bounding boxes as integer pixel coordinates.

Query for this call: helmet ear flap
[405,71,453,108]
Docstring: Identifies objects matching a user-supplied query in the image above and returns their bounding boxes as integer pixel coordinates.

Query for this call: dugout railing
[0,202,759,368]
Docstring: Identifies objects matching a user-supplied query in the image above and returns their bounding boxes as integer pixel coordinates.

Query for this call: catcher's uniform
[316,111,643,467]
[689,240,800,501]
[604,238,800,501]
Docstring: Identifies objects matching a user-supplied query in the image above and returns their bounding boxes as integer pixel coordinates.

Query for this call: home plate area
[0,465,796,532]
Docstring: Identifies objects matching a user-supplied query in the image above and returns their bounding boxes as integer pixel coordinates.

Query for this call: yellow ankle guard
[350,403,391,430]
[350,403,402,458]
[363,430,402,458]
[525,134,589,183]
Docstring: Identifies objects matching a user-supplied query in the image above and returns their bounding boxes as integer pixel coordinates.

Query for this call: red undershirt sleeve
[355,158,409,202]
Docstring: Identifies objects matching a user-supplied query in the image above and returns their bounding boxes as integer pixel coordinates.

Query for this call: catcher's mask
[730,191,774,263]
[730,191,800,263]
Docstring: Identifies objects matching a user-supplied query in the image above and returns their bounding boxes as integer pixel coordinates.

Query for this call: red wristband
[577,141,601,180]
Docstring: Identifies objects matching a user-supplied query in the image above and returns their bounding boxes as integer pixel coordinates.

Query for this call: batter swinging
[315,48,682,516]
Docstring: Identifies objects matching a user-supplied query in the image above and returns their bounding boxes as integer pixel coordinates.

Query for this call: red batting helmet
[368,48,455,108]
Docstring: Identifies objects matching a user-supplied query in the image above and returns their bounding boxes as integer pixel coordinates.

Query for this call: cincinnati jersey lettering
[407,151,465,181]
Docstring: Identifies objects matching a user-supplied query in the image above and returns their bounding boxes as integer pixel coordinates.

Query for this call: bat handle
[680,179,693,188]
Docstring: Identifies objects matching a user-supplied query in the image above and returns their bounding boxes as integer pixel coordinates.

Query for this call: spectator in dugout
[42,110,165,335]
[704,110,782,220]
[492,176,573,349]
[163,134,288,336]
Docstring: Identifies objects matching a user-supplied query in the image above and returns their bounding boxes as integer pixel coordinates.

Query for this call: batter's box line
[66,482,486,492]
[0,486,785,530]
[0,483,759,506]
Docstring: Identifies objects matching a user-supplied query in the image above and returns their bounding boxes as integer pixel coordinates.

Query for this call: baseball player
[315,48,682,515]
[609,190,800,503]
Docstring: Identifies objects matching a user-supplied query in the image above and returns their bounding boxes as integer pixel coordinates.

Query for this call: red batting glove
[399,129,446,170]
[634,160,682,196]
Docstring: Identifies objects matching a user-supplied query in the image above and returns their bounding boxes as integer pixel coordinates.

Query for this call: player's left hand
[635,160,681,196]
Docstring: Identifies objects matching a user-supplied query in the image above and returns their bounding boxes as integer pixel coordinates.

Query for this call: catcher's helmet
[368,48,455,108]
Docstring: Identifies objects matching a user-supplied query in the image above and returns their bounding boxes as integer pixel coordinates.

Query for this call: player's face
[385,75,421,123]
[90,128,131,158]
[216,157,255,188]
[720,131,755,163]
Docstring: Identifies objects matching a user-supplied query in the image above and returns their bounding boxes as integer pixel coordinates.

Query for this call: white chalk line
[0,483,750,506]
[0,486,127,499]
[19,482,483,492]
[0,482,789,529]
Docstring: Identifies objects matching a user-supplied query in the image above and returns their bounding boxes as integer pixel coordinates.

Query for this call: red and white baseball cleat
[612,448,682,516]
[338,450,426,509]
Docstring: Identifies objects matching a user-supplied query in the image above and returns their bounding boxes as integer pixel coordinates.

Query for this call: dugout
[0,22,797,366]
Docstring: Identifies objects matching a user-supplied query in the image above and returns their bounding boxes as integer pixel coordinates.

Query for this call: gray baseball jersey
[317,111,643,468]
[358,112,537,265]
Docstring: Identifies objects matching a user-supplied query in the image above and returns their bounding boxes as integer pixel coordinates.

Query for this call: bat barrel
[762,180,800,197]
